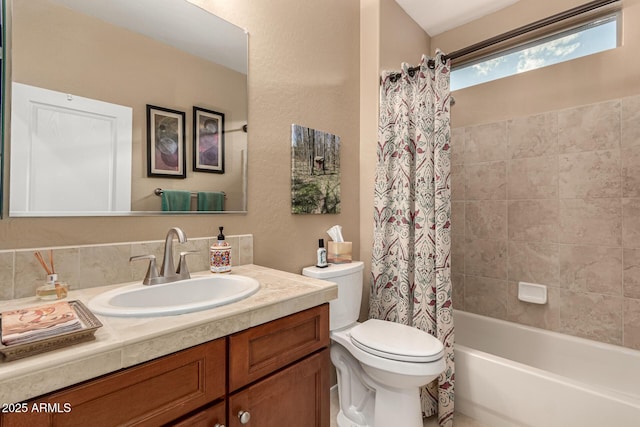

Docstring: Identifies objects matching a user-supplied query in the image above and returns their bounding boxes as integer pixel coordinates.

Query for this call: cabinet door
[169,401,225,427]
[1,339,226,427]
[228,348,330,427]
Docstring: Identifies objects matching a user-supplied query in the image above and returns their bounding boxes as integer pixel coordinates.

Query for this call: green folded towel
[161,190,192,211]
[197,192,225,211]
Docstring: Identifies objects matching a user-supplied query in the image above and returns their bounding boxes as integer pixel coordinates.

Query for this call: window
[450,13,620,91]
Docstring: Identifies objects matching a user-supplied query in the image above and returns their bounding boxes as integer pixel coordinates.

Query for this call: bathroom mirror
[6,0,248,216]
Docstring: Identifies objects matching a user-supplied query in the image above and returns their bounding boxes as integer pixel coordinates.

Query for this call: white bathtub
[454,310,640,427]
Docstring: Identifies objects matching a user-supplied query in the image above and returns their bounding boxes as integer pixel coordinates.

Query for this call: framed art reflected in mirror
[147,105,186,179]
[193,107,225,174]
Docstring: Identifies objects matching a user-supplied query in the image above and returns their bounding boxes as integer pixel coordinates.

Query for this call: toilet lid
[349,319,444,363]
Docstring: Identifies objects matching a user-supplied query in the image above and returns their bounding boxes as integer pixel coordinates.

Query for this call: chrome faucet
[131,227,193,285]
[159,227,187,280]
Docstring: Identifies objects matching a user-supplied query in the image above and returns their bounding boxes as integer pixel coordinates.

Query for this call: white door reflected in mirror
[10,82,133,216]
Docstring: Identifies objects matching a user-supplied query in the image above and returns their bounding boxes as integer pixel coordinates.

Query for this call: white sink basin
[88,275,260,317]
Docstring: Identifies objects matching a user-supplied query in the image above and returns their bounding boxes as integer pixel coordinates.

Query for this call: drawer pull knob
[238,410,251,424]
[214,424,226,427]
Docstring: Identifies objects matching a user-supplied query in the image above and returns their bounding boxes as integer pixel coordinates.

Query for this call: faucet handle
[177,251,197,280]
[130,254,159,285]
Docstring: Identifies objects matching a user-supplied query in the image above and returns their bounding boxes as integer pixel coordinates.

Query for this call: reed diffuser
[34,250,68,300]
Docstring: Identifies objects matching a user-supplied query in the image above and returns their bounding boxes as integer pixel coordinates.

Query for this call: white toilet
[302,261,445,427]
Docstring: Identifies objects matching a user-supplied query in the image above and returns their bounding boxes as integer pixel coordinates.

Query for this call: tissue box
[328,242,352,264]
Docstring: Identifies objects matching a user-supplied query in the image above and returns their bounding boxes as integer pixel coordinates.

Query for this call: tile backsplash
[0,234,253,300]
[452,94,640,351]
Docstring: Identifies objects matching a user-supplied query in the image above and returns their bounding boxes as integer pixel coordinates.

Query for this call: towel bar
[153,188,226,198]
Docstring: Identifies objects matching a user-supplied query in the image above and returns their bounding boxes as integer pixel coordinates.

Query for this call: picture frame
[146,105,186,178]
[291,124,341,214]
[193,106,225,174]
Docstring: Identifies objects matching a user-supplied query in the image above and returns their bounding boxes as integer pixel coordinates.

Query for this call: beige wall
[359,0,429,319]
[378,0,431,71]
[431,0,640,349]
[1,0,361,278]
[9,0,636,349]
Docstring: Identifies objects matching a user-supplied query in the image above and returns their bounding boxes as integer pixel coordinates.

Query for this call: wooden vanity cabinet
[228,304,330,426]
[168,401,226,427]
[1,304,330,427]
[229,302,329,391]
[1,338,226,427]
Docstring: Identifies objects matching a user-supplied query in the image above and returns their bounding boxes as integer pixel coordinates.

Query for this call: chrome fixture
[130,227,191,285]
[160,227,187,279]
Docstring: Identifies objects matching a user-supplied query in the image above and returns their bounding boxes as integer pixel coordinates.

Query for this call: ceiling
[395,0,521,36]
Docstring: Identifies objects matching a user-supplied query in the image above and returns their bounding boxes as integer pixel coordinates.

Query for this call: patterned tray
[0,300,103,362]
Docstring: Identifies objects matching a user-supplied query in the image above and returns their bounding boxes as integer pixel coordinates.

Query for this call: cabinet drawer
[2,338,226,427]
[168,400,225,427]
[228,304,329,391]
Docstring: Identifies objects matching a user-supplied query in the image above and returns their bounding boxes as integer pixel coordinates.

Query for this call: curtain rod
[445,0,620,62]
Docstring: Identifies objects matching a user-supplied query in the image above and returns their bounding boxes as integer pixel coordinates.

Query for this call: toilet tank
[302,261,364,331]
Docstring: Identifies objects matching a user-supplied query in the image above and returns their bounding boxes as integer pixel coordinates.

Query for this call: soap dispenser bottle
[210,226,232,273]
[316,239,328,268]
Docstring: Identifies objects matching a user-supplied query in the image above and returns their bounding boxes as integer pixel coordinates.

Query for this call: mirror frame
[1,0,6,219]
[2,0,249,217]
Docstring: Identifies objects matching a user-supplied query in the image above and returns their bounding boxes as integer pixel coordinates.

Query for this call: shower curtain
[370,52,454,426]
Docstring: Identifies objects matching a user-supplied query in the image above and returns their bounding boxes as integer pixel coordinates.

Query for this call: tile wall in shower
[451,95,640,350]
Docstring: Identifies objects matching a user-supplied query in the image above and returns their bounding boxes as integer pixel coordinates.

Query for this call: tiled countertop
[0,264,337,404]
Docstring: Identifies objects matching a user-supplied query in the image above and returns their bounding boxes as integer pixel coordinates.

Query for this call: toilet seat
[349,319,444,363]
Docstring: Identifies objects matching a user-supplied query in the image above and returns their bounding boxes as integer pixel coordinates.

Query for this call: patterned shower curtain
[370,52,454,426]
